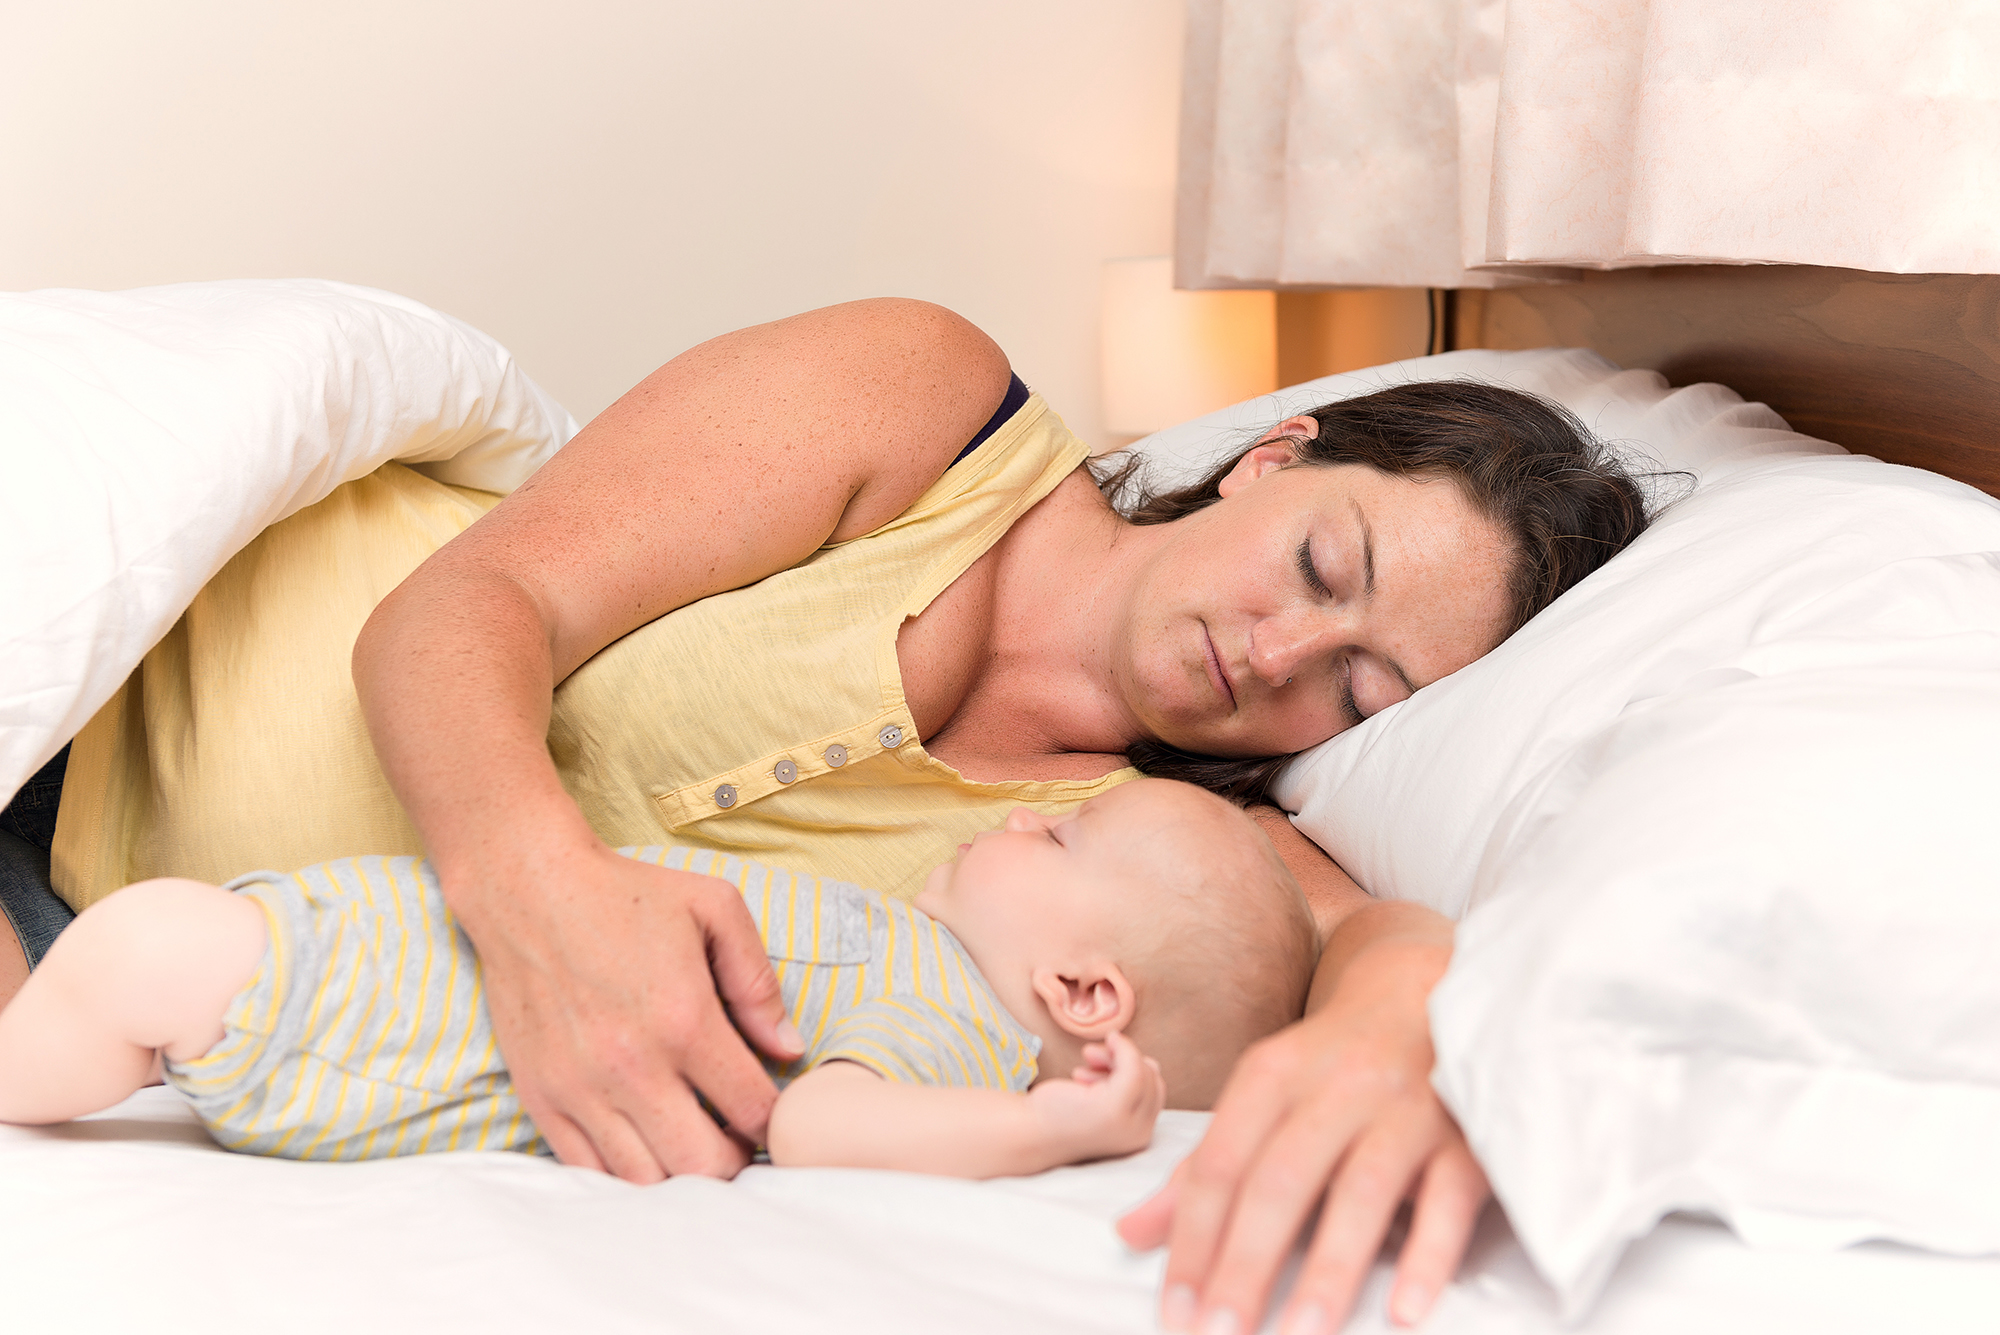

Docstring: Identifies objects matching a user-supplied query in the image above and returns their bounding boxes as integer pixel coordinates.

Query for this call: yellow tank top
[53,392,1136,909]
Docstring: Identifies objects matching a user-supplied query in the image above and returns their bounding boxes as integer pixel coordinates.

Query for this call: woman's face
[1115,426,1516,759]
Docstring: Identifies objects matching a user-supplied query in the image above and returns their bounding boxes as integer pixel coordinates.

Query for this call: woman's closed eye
[1337,658,1366,728]
[1295,538,1333,598]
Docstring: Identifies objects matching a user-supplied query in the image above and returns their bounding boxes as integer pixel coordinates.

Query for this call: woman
[4,297,1644,1333]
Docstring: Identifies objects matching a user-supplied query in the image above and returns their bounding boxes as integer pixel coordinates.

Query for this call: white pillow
[1127,351,2000,1314]
[1118,346,1835,514]
[1430,568,2000,1314]
[0,279,578,804]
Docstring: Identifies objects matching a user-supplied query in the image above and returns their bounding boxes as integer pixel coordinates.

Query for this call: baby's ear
[1030,963,1136,1040]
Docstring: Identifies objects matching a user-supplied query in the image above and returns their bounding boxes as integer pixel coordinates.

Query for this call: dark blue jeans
[1,745,76,966]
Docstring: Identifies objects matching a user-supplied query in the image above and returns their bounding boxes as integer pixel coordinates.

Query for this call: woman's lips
[1202,624,1237,711]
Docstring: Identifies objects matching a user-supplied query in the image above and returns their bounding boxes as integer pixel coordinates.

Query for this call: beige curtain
[1178,0,2000,288]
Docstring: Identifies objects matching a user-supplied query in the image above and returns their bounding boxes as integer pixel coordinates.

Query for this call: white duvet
[0,279,576,804]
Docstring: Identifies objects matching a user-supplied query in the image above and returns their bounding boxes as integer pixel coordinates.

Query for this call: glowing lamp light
[1100,256,1276,438]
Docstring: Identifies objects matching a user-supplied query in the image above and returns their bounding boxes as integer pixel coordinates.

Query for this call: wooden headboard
[1455,266,2000,498]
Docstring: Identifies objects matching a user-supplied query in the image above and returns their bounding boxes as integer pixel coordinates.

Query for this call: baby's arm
[766,1030,1164,1178]
[0,878,266,1124]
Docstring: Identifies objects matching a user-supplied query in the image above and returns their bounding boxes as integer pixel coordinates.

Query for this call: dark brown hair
[1095,379,1649,803]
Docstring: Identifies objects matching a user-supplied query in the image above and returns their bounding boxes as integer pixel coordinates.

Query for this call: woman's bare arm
[1246,803,1371,950]
[353,298,1011,1184]
[1121,804,1489,1333]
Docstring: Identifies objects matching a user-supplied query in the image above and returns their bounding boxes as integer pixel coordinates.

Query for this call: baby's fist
[1027,1030,1165,1164]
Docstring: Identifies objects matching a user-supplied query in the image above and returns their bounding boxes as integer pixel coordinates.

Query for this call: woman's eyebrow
[1351,501,1421,691]
[1352,500,1377,597]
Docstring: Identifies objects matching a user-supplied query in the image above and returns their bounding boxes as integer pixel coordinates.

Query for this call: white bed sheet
[4,1088,1997,1334]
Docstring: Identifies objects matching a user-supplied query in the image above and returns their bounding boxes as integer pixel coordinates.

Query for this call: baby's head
[914,778,1318,1108]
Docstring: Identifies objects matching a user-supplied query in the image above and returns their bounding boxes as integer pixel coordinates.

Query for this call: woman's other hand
[453,841,803,1181]
[1118,912,1488,1334]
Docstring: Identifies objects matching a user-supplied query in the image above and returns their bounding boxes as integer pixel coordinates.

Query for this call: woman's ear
[1216,417,1319,499]
[1030,963,1137,1040]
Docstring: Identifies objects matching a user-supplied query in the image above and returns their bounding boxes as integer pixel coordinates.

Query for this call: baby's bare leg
[0,878,266,1124]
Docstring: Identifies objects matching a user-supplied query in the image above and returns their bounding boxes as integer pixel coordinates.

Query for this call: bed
[4,277,1999,1332]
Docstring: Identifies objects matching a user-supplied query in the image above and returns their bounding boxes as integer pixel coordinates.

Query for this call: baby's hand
[1026,1030,1166,1164]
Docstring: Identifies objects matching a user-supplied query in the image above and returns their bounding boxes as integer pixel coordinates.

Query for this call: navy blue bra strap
[950,373,1030,468]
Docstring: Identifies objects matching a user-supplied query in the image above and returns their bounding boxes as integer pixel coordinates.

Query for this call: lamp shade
[1100,256,1276,437]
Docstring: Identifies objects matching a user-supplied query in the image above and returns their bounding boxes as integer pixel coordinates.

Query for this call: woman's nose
[1247,608,1345,687]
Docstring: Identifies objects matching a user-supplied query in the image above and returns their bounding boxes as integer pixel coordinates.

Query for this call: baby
[0,779,1317,1178]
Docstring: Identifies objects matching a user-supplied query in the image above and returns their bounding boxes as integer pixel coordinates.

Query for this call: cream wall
[2,2,1185,441]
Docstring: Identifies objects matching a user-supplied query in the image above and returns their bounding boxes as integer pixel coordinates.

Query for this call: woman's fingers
[697,879,803,1064]
[507,999,747,1180]
[1387,1140,1490,1326]
[577,929,775,1175]
[626,1075,752,1180]
[1188,1090,1373,1334]
[582,1103,676,1184]
[1272,1117,1441,1335]
[1117,1167,1181,1250]
[1155,1041,1306,1327]
[514,1095,605,1174]
[665,980,787,1154]
[1179,1092,1485,1335]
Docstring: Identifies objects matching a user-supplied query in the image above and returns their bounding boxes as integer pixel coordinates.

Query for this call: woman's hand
[1118,928,1488,1334]
[451,840,804,1183]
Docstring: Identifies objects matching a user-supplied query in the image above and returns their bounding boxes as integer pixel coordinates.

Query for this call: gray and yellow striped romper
[163,847,1041,1161]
